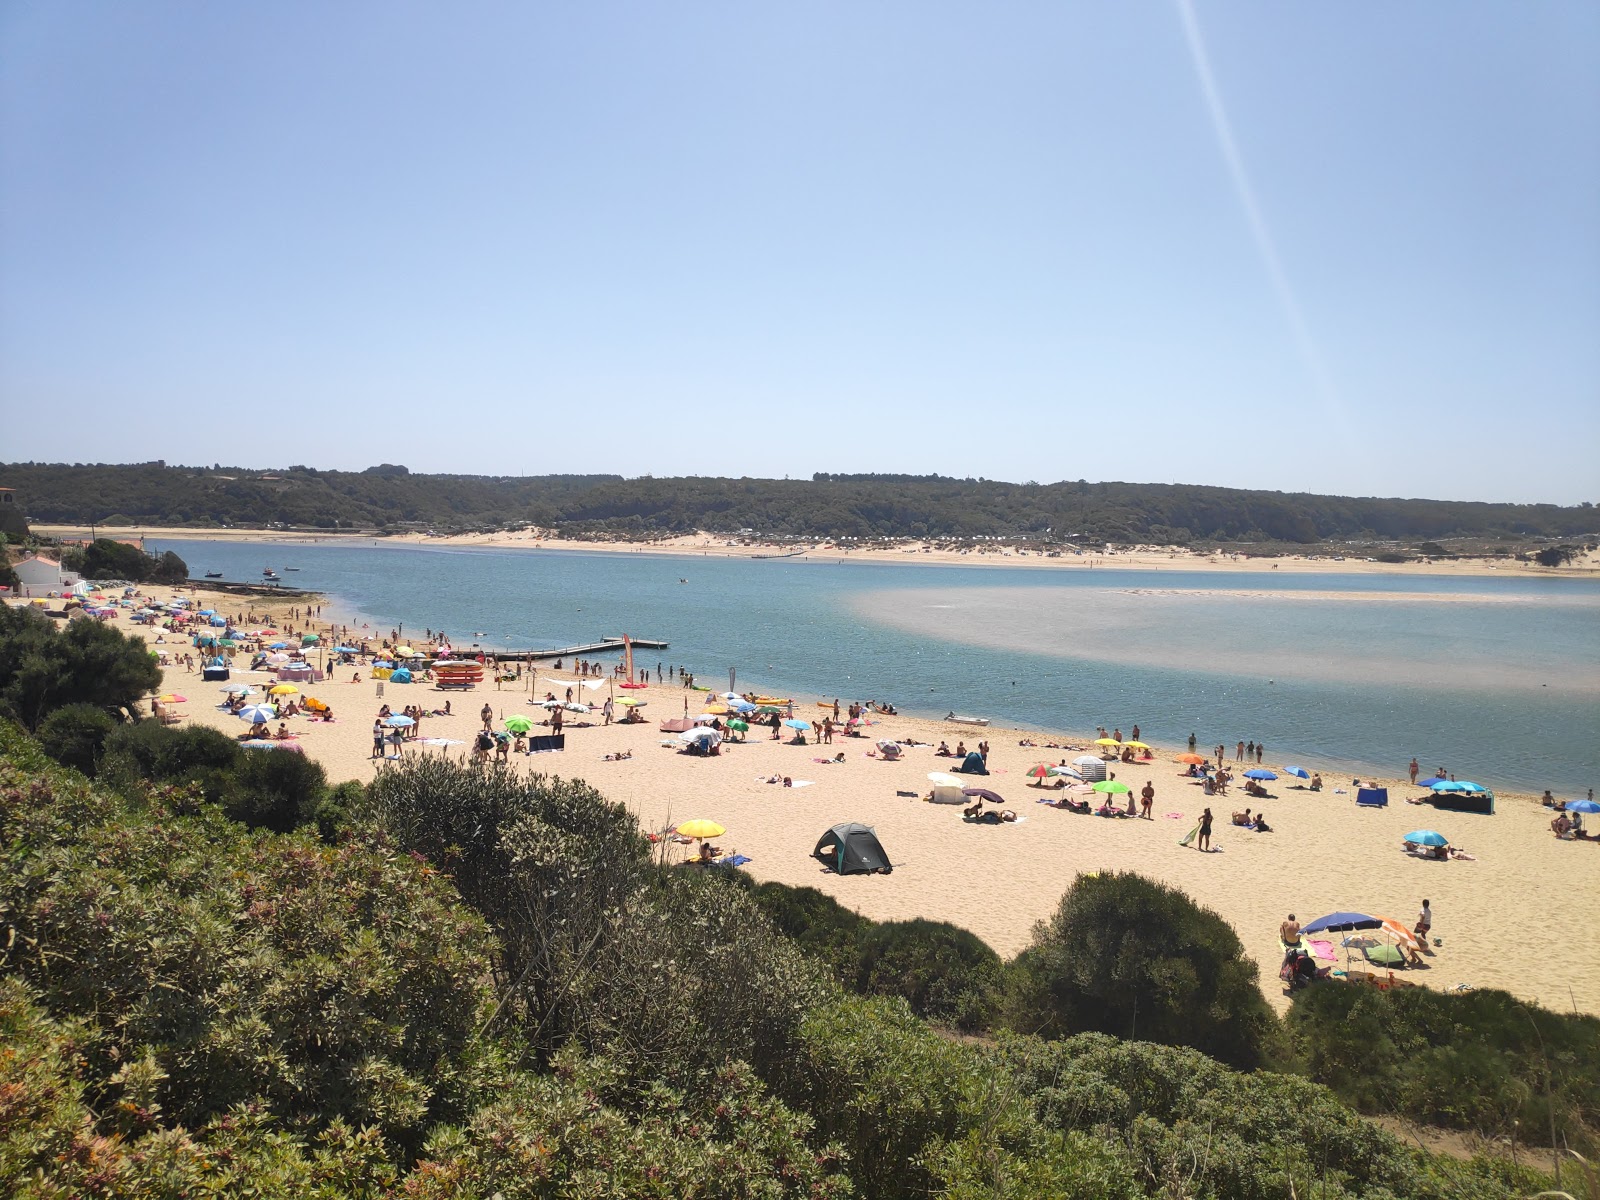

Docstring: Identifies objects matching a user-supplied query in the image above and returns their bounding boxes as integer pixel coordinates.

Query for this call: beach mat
[1179,823,1200,847]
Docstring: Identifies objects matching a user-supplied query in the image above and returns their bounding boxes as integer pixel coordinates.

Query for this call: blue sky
[2,2,1596,503]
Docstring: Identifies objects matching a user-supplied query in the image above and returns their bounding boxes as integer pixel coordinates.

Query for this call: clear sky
[3,3,1596,503]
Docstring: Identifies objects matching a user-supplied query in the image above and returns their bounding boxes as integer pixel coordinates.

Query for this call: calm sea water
[155,540,1600,795]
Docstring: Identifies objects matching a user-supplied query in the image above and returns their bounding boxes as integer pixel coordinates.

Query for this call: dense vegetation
[5,460,1597,545]
[2,612,1596,1196]
[57,537,189,584]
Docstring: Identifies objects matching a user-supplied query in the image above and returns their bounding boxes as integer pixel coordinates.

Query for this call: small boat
[204,571,223,579]
[944,712,990,726]
[262,570,280,580]
[284,567,300,572]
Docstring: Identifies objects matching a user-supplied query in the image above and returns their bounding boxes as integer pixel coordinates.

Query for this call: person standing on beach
[1236,741,1245,762]
[1415,900,1432,950]
[481,703,493,731]
[1408,758,1419,784]
[1197,807,1213,852]
[1188,732,1197,752]
[1140,781,1155,819]
[371,719,384,759]
[1246,740,1255,761]
[1256,743,1265,764]
[602,696,614,726]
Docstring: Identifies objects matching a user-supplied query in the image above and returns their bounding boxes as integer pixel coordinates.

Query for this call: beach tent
[1072,755,1108,782]
[1356,787,1389,808]
[389,667,413,684]
[928,784,966,804]
[813,822,892,875]
[952,750,988,775]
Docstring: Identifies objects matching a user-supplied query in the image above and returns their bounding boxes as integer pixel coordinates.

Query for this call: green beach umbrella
[504,715,534,734]
[728,718,749,732]
[1092,780,1131,795]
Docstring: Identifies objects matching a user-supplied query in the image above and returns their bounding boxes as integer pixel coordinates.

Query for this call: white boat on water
[944,712,990,726]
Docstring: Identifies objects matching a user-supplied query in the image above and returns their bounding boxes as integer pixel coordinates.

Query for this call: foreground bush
[0,739,498,1148]
[35,701,117,776]
[1288,980,1600,1156]
[1007,871,1280,1069]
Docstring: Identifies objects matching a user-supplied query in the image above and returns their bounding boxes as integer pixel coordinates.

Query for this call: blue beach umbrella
[1312,914,1383,938]
[1283,766,1311,779]
[236,704,276,724]
[1564,799,1600,814]
[1244,769,1278,781]
[1431,780,1487,794]
[728,699,756,714]
[1404,829,1448,846]
[1416,775,1446,787]
[783,718,812,731]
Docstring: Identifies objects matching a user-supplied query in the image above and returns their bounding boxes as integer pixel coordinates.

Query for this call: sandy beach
[31,524,1600,580]
[65,581,1598,1020]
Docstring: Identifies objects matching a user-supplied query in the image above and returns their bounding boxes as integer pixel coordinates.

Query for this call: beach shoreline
[30,524,1600,581]
[26,578,1595,1019]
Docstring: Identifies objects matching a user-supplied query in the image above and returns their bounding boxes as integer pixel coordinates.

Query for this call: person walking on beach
[1140,781,1155,819]
[1415,900,1432,951]
[1408,758,1419,785]
[1197,807,1213,852]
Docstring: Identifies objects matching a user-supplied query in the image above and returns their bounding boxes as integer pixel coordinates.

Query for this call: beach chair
[1356,787,1389,808]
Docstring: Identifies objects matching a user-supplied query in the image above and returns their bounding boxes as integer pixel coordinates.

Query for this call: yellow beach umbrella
[703,703,730,715]
[1093,737,1122,747]
[676,819,726,840]
[1123,740,1150,750]
[268,684,300,695]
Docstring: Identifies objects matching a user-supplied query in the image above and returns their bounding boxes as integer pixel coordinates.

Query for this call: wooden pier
[487,636,668,663]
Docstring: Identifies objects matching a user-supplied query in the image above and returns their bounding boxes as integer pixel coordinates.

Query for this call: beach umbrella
[1177,753,1209,765]
[1283,766,1311,779]
[1049,764,1085,779]
[1243,768,1278,781]
[237,704,276,724]
[1025,763,1054,780]
[676,819,725,840]
[268,641,288,649]
[1300,912,1382,934]
[334,645,360,653]
[301,633,318,645]
[198,609,216,616]
[220,684,254,695]
[620,698,646,708]
[371,660,394,669]
[1092,780,1130,795]
[927,771,963,788]
[1431,780,1487,794]
[155,693,187,704]
[1072,755,1104,769]
[504,715,533,734]
[728,700,756,714]
[756,705,784,715]
[1416,776,1446,787]
[728,718,749,732]
[268,684,299,696]
[1565,799,1600,814]
[564,702,591,713]
[703,704,730,715]
[1404,829,1448,846]
[385,715,415,728]
[678,727,722,745]
[720,692,742,701]
[1123,740,1150,750]
[962,788,1005,804]
[1093,737,1122,747]
[783,718,812,731]
[877,740,903,756]
[692,712,721,725]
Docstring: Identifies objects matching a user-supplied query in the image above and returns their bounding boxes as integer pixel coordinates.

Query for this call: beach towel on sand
[1178,823,1200,847]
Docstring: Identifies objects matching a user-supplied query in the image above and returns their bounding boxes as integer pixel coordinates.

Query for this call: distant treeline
[3,461,1596,545]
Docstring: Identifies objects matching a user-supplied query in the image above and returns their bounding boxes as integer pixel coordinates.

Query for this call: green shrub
[745,879,873,982]
[0,750,498,1148]
[99,719,242,803]
[1005,871,1280,1068]
[1288,982,1600,1154]
[224,744,329,832]
[35,702,117,776]
[855,918,1005,1032]
[0,604,160,729]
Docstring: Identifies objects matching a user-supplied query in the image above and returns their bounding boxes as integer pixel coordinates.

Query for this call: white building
[12,555,79,595]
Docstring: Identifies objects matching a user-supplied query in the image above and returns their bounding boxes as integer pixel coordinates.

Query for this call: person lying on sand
[602,749,632,761]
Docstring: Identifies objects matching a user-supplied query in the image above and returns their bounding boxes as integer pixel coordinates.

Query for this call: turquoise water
[157,540,1600,795]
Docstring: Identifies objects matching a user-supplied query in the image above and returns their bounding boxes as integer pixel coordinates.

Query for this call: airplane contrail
[1175,0,1344,421]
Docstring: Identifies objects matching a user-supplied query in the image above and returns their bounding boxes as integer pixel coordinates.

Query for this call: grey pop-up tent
[813,822,892,875]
